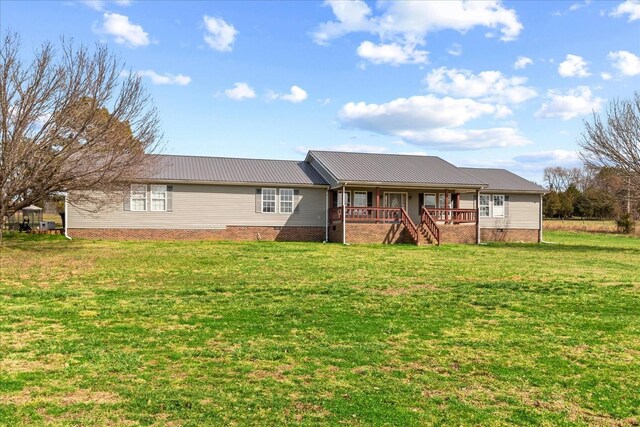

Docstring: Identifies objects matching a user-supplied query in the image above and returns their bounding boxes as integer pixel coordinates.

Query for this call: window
[493,195,505,217]
[151,185,167,211]
[337,191,351,207]
[280,189,294,213]
[479,195,491,217]
[262,188,276,213]
[131,184,146,211]
[424,193,436,208]
[353,191,368,207]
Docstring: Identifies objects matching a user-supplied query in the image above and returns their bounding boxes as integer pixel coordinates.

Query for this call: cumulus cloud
[135,70,191,86]
[424,67,537,105]
[269,86,308,103]
[447,43,463,57]
[357,41,428,65]
[338,95,530,150]
[224,82,256,100]
[82,0,131,11]
[601,72,613,80]
[611,0,640,21]
[514,56,533,69]
[608,50,640,76]
[513,149,581,165]
[535,86,604,120]
[558,54,591,77]
[203,15,237,52]
[312,0,522,65]
[94,12,150,48]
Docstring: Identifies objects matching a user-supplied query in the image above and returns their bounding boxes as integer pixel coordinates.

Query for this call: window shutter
[332,191,338,207]
[367,192,373,207]
[418,193,424,209]
[505,195,510,217]
[294,189,300,214]
[255,189,262,213]
[123,186,131,211]
[146,185,151,211]
[166,185,173,212]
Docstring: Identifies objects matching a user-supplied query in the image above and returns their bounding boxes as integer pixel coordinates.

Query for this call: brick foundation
[328,222,413,244]
[439,224,478,244]
[68,226,325,242]
[481,228,539,243]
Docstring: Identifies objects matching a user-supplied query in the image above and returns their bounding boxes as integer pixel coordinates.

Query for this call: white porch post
[476,189,481,245]
[342,184,346,244]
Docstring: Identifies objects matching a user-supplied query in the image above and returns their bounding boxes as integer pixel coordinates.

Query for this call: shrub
[615,213,636,234]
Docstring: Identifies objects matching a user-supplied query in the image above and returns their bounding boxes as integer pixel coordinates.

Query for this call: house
[67,150,547,244]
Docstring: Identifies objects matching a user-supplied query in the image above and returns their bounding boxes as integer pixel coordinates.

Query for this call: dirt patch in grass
[0,353,67,373]
[3,387,122,406]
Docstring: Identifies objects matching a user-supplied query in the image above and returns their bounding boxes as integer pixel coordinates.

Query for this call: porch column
[342,185,346,244]
[476,189,481,244]
[376,187,380,223]
[444,190,449,224]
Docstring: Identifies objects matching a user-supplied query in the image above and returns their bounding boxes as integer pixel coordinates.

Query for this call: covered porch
[327,186,480,245]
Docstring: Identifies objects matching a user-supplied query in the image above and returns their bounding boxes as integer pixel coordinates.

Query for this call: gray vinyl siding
[68,184,327,229]
[460,192,540,229]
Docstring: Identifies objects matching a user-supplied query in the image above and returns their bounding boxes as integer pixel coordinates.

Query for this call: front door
[384,192,407,209]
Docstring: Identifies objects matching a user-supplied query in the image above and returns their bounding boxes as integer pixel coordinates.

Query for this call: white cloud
[338,95,529,150]
[135,70,191,86]
[94,12,150,48]
[203,16,237,52]
[608,50,640,76]
[357,41,428,65]
[312,0,522,65]
[611,0,640,21]
[447,43,463,57]
[82,0,131,11]
[424,67,537,105]
[514,56,533,69]
[601,72,613,80]
[224,82,256,100]
[513,149,581,165]
[535,86,604,120]
[558,54,591,77]
[269,86,308,103]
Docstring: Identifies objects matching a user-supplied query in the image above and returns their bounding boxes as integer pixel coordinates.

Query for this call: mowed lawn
[1,232,639,426]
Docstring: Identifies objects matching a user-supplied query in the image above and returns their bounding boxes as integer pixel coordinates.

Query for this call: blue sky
[3,0,640,182]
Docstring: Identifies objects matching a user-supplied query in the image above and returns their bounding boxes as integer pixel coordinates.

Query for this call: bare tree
[580,92,640,194]
[543,166,585,192]
[0,32,162,228]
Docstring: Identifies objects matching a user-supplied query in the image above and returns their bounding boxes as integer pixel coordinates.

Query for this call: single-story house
[67,150,547,245]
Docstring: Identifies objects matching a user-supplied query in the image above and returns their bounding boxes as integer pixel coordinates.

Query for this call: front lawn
[1,231,639,425]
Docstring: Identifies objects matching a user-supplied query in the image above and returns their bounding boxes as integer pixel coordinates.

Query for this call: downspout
[342,184,347,244]
[64,193,72,240]
[325,187,329,242]
[475,189,481,245]
[538,193,543,243]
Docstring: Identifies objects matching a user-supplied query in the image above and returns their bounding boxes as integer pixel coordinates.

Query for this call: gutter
[64,193,72,240]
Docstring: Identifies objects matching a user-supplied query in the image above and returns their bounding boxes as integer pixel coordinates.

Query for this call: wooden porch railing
[426,208,477,224]
[328,206,405,223]
[400,207,419,245]
[420,207,440,246]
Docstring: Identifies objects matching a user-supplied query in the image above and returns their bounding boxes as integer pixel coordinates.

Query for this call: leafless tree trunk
[579,92,640,195]
[0,32,162,232]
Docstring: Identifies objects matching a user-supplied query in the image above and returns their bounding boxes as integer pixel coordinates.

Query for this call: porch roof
[306,151,486,188]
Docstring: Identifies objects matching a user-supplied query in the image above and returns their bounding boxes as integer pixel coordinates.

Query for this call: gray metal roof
[461,168,547,193]
[307,151,486,187]
[147,154,328,185]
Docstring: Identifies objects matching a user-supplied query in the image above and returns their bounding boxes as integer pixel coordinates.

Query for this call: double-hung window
[151,185,167,211]
[337,191,351,207]
[493,195,505,217]
[262,188,276,213]
[280,189,294,213]
[131,184,147,211]
[353,191,367,207]
[479,195,491,218]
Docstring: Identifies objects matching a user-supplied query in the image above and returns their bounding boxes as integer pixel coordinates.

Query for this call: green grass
[1,231,639,426]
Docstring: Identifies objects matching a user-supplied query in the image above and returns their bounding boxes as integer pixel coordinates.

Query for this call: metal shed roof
[307,151,486,187]
[147,154,328,185]
[461,168,547,193]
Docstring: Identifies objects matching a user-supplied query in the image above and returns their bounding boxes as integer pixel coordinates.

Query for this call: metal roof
[461,168,547,193]
[147,154,328,185]
[307,151,486,187]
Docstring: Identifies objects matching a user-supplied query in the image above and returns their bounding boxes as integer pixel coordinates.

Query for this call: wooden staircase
[419,207,440,245]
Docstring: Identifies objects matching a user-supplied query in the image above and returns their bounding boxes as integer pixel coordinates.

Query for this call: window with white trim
[493,195,505,217]
[479,195,491,218]
[424,193,436,208]
[337,191,351,207]
[262,188,276,213]
[151,185,167,211]
[131,184,147,211]
[353,191,367,207]
[280,189,294,213]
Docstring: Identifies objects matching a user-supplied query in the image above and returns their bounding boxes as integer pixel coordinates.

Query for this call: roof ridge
[308,150,438,159]
[154,153,302,163]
